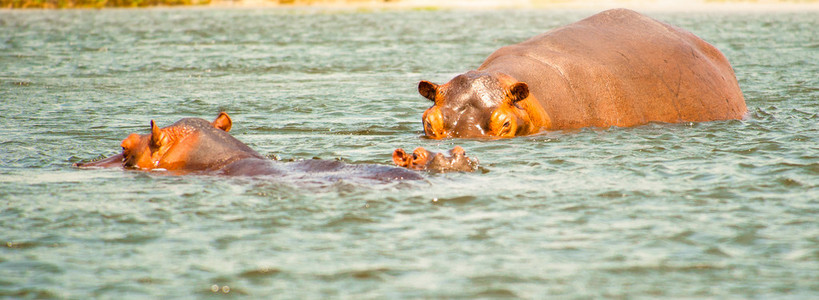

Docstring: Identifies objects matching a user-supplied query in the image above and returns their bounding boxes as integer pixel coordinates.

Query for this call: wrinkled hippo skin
[75,112,423,182]
[392,146,477,173]
[419,8,747,139]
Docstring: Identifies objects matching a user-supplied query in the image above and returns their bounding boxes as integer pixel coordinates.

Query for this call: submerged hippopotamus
[392,146,477,173]
[75,112,474,181]
[419,8,747,139]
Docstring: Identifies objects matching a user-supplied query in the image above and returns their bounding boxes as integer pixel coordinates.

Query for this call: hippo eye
[503,121,511,128]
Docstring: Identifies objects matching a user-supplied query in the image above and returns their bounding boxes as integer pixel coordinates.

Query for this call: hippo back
[479,8,746,129]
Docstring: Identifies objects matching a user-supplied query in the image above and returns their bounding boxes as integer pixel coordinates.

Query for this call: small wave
[601,262,728,275]
[239,267,283,279]
[322,213,377,228]
[316,266,394,281]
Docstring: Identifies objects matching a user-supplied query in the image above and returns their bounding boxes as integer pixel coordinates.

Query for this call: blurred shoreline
[219,0,819,12]
[3,0,819,10]
[215,0,819,11]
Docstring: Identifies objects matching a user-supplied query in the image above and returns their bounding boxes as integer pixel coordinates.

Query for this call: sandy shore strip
[209,0,819,11]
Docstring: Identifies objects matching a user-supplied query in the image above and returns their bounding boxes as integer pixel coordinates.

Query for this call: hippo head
[118,112,264,172]
[392,146,477,173]
[419,71,550,139]
[76,112,261,172]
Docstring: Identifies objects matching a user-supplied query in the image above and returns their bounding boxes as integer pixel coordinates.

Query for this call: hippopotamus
[392,146,477,172]
[75,112,474,182]
[419,8,747,139]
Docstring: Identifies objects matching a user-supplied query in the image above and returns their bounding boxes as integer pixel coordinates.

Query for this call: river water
[1,7,817,299]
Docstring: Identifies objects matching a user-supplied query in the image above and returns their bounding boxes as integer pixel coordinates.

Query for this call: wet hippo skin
[419,8,747,139]
[75,112,424,182]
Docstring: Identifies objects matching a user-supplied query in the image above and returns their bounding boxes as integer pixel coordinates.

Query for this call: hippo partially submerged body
[419,8,747,139]
[75,113,475,182]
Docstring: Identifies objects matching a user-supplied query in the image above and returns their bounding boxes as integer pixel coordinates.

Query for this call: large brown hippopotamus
[419,8,747,139]
[75,112,475,181]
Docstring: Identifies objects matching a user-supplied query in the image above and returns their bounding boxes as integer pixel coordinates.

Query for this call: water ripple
[1,8,818,299]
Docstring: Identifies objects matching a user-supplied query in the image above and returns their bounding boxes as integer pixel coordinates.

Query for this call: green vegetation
[0,0,401,8]
[3,0,817,9]
[0,0,210,8]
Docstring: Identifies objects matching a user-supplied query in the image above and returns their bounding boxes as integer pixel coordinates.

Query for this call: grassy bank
[1,0,211,8]
[1,0,397,9]
[0,0,385,8]
[3,0,818,9]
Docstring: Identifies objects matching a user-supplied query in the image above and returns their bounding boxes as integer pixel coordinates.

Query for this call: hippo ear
[149,120,166,148]
[509,82,530,103]
[212,112,232,132]
[418,80,438,102]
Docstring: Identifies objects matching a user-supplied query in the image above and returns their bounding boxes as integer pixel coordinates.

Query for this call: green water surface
[1,8,817,298]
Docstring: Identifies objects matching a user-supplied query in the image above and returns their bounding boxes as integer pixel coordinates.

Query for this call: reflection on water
[1,8,818,298]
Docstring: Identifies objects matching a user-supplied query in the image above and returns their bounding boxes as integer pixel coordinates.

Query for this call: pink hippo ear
[149,120,166,149]
[418,80,438,102]
[212,112,232,132]
[509,82,529,103]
